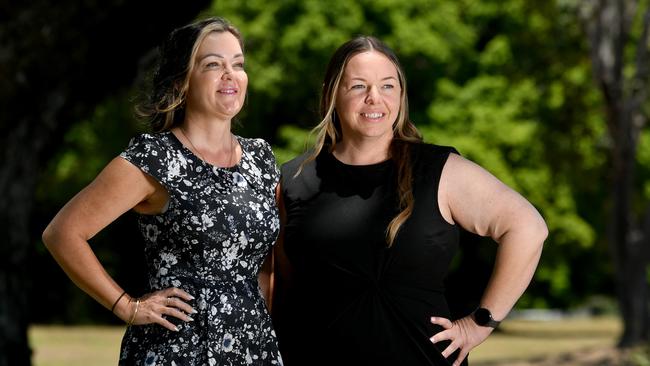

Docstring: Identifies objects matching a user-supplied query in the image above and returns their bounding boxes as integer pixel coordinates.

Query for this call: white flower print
[167,159,182,180]
[118,133,282,365]
[245,348,253,364]
[144,224,159,242]
[233,171,247,187]
[222,333,234,352]
[202,213,214,228]
[144,351,158,365]
[238,231,248,246]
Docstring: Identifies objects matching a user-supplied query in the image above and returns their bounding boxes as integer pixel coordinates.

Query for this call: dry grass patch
[471,316,622,365]
[29,317,625,366]
[30,325,124,366]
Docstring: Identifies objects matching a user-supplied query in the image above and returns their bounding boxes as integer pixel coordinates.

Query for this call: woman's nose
[221,65,233,79]
[365,85,380,104]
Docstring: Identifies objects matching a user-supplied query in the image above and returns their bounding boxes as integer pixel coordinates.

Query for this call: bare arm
[431,153,547,365]
[441,153,547,319]
[42,157,193,329]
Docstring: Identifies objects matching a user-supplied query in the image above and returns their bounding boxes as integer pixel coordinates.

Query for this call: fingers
[150,312,182,332]
[433,330,467,366]
[164,287,195,302]
[430,316,453,329]
[165,296,197,316]
[429,315,487,366]
[160,304,194,323]
[440,341,458,358]
[130,287,197,330]
[429,317,461,360]
[452,350,469,366]
[429,316,453,344]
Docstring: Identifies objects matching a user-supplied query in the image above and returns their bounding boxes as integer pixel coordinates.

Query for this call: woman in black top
[273,36,547,366]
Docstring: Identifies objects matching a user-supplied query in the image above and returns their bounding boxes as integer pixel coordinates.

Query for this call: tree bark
[582,0,650,347]
[0,1,210,364]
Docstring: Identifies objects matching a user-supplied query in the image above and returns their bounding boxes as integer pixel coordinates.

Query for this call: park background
[2,0,650,365]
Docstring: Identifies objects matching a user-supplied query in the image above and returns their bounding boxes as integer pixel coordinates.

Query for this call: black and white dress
[118,132,283,366]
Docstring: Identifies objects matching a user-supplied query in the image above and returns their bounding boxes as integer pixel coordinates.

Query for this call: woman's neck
[332,137,392,165]
[179,116,233,151]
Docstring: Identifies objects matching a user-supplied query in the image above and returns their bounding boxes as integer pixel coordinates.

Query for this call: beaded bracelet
[110,291,127,313]
[128,298,140,326]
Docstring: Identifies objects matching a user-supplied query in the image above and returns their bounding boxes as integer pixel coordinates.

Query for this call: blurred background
[2,0,650,365]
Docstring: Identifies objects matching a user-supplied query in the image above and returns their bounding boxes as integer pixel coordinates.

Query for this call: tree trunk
[610,106,650,346]
[0,109,56,366]
[582,0,650,347]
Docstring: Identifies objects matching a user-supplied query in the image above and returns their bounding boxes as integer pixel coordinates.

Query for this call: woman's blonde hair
[301,36,423,246]
[137,17,243,132]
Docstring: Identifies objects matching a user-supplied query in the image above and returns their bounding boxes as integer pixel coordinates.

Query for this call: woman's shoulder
[409,142,460,174]
[281,151,314,174]
[237,136,274,155]
[237,136,269,147]
[410,141,459,157]
[124,131,173,151]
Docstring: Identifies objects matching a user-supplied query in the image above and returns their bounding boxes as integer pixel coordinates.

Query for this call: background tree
[580,0,650,346]
[220,0,610,310]
[0,1,209,365]
[12,0,650,362]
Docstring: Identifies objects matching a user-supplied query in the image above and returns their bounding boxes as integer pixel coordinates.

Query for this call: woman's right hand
[117,287,196,331]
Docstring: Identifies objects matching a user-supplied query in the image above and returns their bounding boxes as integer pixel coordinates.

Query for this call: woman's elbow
[42,220,67,250]
[41,223,57,249]
[530,215,548,251]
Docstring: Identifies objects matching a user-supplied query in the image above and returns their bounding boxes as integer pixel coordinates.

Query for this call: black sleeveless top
[277,143,467,366]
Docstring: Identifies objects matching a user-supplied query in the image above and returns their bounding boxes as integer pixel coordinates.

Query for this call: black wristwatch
[472,307,501,328]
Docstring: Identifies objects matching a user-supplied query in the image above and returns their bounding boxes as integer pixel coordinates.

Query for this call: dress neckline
[166,130,244,170]
[324,150,393,170]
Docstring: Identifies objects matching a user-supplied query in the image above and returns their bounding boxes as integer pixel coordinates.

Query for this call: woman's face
[335,51,401,143]
[185,31,248,121]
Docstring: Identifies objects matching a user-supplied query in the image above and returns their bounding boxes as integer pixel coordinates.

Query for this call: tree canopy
[29,0,650,325]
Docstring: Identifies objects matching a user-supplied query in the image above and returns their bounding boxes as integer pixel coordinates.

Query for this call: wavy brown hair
[137,17,243,132]
[301,36,423,246]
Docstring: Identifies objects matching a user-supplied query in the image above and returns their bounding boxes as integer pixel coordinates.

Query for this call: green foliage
[273,125,314,165]
[37,0,650,320]
[201,0,624,308]
[34,92,148,324]
[37,92,143,205]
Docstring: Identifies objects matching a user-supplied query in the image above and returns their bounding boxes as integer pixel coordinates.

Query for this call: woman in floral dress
[42,17,283,365]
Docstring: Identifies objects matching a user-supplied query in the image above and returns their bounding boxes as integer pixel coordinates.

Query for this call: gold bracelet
[128,298,140,326]
[110,291,127,313]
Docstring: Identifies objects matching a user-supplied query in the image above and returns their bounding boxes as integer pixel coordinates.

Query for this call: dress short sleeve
[119,133,171,190]
[261,139,281,188]
[246,138,280,196]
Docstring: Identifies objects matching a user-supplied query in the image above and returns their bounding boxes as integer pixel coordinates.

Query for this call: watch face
[474,308,492,325]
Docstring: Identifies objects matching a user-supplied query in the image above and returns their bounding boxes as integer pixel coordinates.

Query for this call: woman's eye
[382,84,394,89]
[351,84,365,89]
[234,62,245,69]
[206,62,220,68]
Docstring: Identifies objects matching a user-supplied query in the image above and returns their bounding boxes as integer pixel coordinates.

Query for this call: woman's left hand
[429,316,493,366]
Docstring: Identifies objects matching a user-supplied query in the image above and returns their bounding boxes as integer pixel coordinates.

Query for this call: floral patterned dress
[118,131,283,366]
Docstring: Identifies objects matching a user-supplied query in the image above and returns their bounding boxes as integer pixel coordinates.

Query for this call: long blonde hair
[300,36,423,246]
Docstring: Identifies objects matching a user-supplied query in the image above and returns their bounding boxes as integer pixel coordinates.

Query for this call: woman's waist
[148,273,261,296]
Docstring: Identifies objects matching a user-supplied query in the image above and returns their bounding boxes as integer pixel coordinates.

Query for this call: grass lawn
[471,316,622,365]
[30,325,125,366]
[29,316,622,366]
